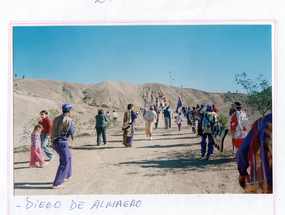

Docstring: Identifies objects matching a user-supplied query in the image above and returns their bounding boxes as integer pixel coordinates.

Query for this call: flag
[176,97,183,113]
[143,99,147,117]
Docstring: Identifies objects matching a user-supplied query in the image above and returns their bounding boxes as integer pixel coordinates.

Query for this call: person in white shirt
[112,110,119,126]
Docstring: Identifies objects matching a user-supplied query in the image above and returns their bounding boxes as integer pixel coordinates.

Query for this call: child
[38,110,54,160]
[30,125,48,168]
[175,112,183,132]
[105,111,111,120]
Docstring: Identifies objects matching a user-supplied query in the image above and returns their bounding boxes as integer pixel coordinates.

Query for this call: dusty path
[13,118,243,195]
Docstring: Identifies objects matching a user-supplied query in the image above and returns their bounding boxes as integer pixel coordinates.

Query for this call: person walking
[112,110,118,126]
[154,106,160,129]
[163,106,171,129]
[201,104,218,160]
[191,106,197,133]
[230,102,249,153]
[122,104,138,147]
[144,105,157,140]
[212,104,219,113]
[168,106,173,128]
[29,124,48,168]
[38,110,55,160]
[95,109,108,146]
[236,113,272,193]
[105,111,111,120]
[186,107,192,128]
[175,112,183,131]
[51,103,75,189]
[197,103,207,136]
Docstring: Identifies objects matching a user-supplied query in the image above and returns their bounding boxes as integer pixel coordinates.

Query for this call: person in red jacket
[38,110,55,160]
[212,104,219,113]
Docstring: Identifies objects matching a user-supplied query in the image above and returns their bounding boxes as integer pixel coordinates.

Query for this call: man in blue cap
[51,103,75,189]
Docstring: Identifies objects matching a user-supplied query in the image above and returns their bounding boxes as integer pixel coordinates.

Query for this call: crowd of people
[28,100,272,193]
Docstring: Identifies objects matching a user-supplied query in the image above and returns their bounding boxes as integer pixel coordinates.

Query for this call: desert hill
[13,78,230,110]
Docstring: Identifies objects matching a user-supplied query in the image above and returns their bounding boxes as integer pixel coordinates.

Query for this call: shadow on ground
[14,182,53,190]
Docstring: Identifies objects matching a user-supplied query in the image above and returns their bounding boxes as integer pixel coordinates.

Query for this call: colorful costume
[201,105,218,159]
[186,108,192,126]
[155,92,167,110]
[30,131,46,167]
[122,109,138,147]
[236,113,272,193]
[197,104,207,136]
[230,109,249,149]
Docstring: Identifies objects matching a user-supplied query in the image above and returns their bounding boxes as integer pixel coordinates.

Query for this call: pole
[181,85,182,99]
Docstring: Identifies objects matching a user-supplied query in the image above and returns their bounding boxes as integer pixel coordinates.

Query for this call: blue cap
[62,103,72,112]
[207,104,213,111]
[150,105,154,110]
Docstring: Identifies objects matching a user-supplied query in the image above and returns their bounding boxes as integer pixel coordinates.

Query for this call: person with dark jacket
[95,109,108,146]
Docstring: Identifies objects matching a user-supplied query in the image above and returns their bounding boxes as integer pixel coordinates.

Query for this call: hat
[207,104,213,111]
[62,103,72,112]
[149,105,154,110]
[179,112,182,115]
[192,106,196,110]
[188,107,191,110]
[201,103,206,108]
[234,102,242,108]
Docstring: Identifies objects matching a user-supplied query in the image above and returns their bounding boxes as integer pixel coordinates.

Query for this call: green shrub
[219,114,228,129]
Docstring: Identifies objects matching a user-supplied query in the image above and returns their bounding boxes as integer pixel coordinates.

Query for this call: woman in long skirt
[144,105,157,140]
[122,104,138,147]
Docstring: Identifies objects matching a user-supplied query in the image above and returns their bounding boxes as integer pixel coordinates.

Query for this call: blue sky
[13,25,272,93]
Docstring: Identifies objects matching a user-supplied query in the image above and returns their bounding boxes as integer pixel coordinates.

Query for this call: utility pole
[169,71,172,86]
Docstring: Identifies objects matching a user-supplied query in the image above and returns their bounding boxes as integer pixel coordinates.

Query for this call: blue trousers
[53,140,72,186]
[96,127,107,145]
[201,133,214,156]
[178,123,181,131]
[40,133,54,159]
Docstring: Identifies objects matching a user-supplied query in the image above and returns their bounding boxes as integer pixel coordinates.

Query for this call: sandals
[64,176,73,182]
[52,184,65,189]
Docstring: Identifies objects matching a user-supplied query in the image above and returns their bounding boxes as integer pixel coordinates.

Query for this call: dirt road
[13,118,243,195]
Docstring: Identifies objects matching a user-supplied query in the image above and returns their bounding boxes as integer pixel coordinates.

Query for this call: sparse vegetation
[71,115,82,134]
[185,98,195,107]
[19,118,38,145]
[87,115,96,130]
[48,109,60,122]
[235,73,272,116]
[219,114,228,129]
[107,119,120,128]
[19,111,83,145]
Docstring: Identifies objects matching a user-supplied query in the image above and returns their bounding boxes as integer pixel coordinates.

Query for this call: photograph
[12,24,272,197]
